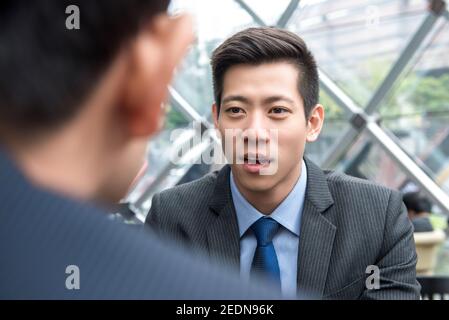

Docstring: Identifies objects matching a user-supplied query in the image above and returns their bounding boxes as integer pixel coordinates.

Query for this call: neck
[237,161,302,215]
[2,55,130,205]
[6,120,113,204]
[3,90,125,205]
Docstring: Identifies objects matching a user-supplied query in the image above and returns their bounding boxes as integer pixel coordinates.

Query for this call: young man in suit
[146,27,421,299]
[0,1,276,299]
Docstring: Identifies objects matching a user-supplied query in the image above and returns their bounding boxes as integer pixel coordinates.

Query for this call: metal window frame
[137,0,449,215]
[321,10,440,168]
[234,0,449,213]
[276,0,301,28]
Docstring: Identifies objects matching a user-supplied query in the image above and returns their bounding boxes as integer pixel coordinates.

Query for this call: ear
[306,104,324,142]
[212,103,220,129]
[121,13,194,138]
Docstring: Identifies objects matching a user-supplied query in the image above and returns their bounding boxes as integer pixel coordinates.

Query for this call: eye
[225,107,245,115]
[269,107,289,114]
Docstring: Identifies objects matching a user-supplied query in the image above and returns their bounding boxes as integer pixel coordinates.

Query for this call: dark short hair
[211,27,319,119]
[0,0,169,136]
[403,192,432,214]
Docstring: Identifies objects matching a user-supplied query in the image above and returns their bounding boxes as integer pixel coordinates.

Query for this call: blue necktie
[251,217,281,289]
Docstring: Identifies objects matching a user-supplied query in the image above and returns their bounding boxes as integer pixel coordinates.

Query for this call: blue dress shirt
[230,160,307,297]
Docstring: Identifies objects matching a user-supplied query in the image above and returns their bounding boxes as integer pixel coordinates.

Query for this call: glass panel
[380,17,449,195]
[242,0,292,26]
[288,0,428,107]
[127,0,305,207]
[305,90,349,163]
[168,0,259,115]
[129,0,258,207]
[336,132,409,189]
[338,131,449,275]
[338,132,449,275]
[124,104,191,205]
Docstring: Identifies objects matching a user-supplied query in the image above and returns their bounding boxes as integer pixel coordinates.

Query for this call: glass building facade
[123,0,449,278]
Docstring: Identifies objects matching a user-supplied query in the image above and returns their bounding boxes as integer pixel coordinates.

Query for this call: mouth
[240,154,272,173]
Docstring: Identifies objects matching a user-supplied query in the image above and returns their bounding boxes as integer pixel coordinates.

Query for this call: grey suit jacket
[147,158,421,300]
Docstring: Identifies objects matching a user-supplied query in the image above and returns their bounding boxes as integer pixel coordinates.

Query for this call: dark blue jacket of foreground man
[0,148,279,299]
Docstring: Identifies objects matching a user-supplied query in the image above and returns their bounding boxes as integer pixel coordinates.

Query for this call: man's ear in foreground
[120,13,194,139]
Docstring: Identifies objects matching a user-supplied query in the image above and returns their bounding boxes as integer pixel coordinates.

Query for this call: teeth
[244,158,269,164]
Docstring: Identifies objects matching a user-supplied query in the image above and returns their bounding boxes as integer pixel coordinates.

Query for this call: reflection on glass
[124,1,449,220]
[169,0,259,115]
[289,0,427,106]
[305,90,348,163]
[240,0,292,26]
[381,18,449,194]
[337,133,409,189]
[124,104,190,206]
[338,132,449,275]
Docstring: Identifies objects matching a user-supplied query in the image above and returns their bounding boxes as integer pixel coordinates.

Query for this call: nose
[242,112,270,146]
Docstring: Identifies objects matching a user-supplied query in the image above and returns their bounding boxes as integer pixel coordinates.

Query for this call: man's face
[103,14,194,203]
[214,62,312,193]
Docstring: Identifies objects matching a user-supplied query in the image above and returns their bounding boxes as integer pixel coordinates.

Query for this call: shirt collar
[230,160,307,237]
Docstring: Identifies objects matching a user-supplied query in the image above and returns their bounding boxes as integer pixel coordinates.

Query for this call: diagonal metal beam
[276,0,301,28]
[162,0,449,214]
[169,86,220,144]
[319,71,449,213]
[234,0,266,26]
[365,122,449,214]
[319,68,449,213]
[169,86,212,129]
[319,70,364,115]
[133,133,212,211]
[319,126,360,169]
[133,87,219,212]
[321,9,439,167]
[365,12,439,113]
[319,69,374,168]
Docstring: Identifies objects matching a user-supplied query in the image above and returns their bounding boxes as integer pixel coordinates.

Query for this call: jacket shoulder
[158,169,219,203]
[323,169,396,200]
[321,169,405,223]
[147,169,220,224]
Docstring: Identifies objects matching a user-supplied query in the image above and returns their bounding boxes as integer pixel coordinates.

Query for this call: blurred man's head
[0,1,193,203]
[403,191,432,219]
[210,27,323,210]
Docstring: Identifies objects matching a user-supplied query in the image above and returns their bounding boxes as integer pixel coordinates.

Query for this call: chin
[234,167,278,193]
[243,182,274,193]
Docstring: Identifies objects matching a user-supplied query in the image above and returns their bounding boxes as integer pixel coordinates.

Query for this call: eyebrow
[262,95,295,105]
[221,95,295,105]
[221,95,250,105]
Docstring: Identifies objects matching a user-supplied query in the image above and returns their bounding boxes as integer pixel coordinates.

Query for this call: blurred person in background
[403,192,435,233]
[403,191,448,233]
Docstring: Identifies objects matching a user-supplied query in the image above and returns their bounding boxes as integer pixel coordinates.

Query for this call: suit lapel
[205,160,337,297]
[207,165,240,269]
[297,158,336,298]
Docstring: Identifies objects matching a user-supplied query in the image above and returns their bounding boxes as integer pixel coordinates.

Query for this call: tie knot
[251,217,279,246]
